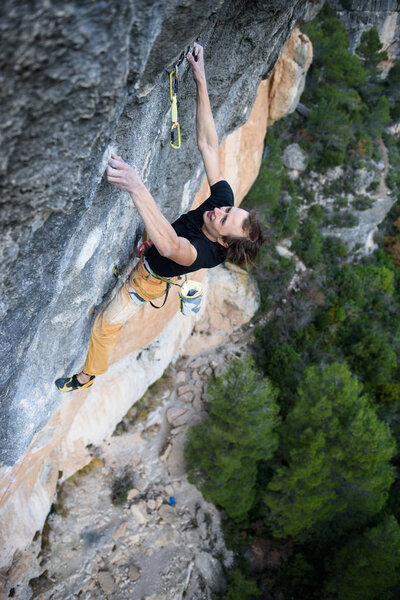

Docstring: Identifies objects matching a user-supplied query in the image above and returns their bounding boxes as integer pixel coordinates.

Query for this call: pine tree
[264,363,396,540]
[357,28,387,110]
[225,568,261,600]
[323,516,400,600]
[307,98,353,167]
[386,61,400,120]
[356,28,388,72]
[185,356,279,521]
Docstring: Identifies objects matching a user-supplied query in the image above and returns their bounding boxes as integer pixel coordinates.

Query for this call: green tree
[225,568,261,600]
[292,218,323,266]
[341,263,395,307]
[386,61,400,120]
[316,85,363,117]
[368,95,391,135]
[304,7,365,88]
[357,28,387,110]
[245,130,283,216]
[349,329,397,388]
[356,28,388,72]
[307,99,353,166]
[324,49,365,87]
[264,363,396,540]
[337,265,364,307]
[323,516,400,600]
[266,343,303,394]
[185,356,279,521]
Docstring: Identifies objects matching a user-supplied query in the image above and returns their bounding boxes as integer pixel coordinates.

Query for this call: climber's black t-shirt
[145,180,234,277]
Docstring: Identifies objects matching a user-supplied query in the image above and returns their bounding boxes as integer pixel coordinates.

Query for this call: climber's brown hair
[218,209,268,267]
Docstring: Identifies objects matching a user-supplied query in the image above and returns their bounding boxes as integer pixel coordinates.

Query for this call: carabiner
[170,121,181,150]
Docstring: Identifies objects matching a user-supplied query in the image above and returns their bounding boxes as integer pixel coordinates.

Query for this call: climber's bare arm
[187,43,223,187]
[107,153,197,266]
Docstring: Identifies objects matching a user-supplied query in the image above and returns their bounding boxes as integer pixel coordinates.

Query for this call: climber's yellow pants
[83,261,169,376]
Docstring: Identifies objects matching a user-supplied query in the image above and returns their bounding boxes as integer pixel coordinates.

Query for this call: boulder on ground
[282,143,308,171]
[195,552,226,594]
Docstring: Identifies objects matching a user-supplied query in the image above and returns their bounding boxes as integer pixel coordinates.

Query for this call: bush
[328,211,359,228]
[292,219,323,267]
[353,194,374,210]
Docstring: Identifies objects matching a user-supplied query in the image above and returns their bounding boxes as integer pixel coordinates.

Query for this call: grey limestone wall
[0,0,322,465]
[331,0,400,58]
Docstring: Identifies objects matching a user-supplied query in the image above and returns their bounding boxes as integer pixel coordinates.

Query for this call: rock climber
[56,42,267,392]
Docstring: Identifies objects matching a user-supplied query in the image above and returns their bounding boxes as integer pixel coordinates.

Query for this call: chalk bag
[179,280,203,316]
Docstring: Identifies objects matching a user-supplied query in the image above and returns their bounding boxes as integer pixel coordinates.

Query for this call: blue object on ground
[168,496,176,506]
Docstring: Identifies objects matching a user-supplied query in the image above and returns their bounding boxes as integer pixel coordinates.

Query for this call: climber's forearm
[195,78,219,152]
[187,43,219,151]
[129,185,197,266]
[129,185,180,257]
[106,152,179,258]
[188,44,223,185]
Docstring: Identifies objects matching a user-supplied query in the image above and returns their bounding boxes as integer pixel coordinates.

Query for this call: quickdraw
[169,68,181,149]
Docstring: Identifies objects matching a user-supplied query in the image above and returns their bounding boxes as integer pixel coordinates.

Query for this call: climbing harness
[169,67,181,149]
[140,256,203,316]
[113,234,204,316]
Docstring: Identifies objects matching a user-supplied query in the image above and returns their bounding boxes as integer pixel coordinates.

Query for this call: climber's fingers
[108,152,130,169]
[192,42,203,61]
[107,171,129,191]
[106,156,143,194]
[106,164,121,177]
[108,156,124,169]
[187,42,205,82]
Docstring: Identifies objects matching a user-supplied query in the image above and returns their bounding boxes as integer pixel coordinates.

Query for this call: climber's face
[202,205,249,247]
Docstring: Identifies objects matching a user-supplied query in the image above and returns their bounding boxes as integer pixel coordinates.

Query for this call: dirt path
[377,137,390,199]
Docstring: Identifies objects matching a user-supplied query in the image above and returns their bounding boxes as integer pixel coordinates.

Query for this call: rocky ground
[8,328,254,600]
[282,137,394,257]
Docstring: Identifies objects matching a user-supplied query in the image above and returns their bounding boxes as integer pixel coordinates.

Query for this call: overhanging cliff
[0,0,321,577]
[0,0,320,466]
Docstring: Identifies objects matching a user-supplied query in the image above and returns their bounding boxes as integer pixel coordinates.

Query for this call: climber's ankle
[76,371,91,384]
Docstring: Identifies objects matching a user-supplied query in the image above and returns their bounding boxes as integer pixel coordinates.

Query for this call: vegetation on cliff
[185,3,400,598]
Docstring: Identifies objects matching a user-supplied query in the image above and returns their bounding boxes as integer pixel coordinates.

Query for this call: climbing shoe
[55,374,95,392]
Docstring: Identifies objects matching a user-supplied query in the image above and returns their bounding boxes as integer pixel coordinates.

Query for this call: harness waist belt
[143,257,175,283]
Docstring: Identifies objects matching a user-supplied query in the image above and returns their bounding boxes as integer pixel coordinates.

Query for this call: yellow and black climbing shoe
[55,374,95,392]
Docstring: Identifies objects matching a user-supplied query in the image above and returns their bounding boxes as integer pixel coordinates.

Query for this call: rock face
[331,0,400,63]
[0,0,320,574]
[267,26,313,124]
[0,261,259,574]
[1,284,256,599]
[0,0,321,467]
[184,262,260,355]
